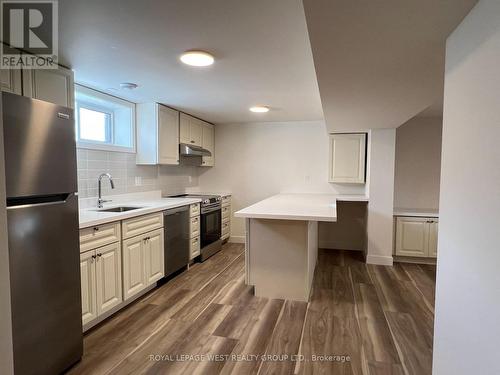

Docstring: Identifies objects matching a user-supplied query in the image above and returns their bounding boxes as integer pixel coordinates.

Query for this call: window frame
[75,84,136,153]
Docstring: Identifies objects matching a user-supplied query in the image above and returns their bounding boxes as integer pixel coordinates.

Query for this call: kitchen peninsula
[235,193,368,301]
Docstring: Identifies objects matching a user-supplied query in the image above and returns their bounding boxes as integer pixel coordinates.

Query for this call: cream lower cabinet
[123,228,164,300]
[80,242,122,326]
[1,69,22,94]
[221,195,231,241]
[395,217,438,258]
[189,203,201,259]
[80,250,97,325]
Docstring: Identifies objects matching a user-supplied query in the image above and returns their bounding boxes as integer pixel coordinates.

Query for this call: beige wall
[394,117,442,210]
[433,1,500,374]
[366,128,396,265]
[197,121,367,246]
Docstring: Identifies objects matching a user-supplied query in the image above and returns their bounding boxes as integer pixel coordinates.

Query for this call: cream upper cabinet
[144,229,164,285]
[180,113,203,146]
[329,133,367,184]
[136,103,180,165]
[428,221,438,258]
[201,122,215,166]
[1,69,22,94]
[95,242,122,315]
[80,250,97,325]
[395,216,439,258]
[22,65,74,108]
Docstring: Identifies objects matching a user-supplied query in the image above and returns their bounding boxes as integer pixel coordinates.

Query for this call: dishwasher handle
[164,205,190,216]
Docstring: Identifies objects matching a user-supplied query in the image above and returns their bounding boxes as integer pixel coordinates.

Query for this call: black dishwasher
[164,205,190,277]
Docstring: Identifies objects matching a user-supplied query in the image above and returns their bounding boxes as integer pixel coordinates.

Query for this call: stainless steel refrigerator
[2,92,83,374]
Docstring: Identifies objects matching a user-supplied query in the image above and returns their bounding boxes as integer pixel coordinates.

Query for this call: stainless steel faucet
[97,173,115,208]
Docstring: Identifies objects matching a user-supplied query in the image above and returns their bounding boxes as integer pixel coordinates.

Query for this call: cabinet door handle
[91,255,96,262]
[93,227,99,232]
[190,140,195,144]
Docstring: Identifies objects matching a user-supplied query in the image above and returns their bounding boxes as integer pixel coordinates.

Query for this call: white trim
[229,235,245,244]
[75,84,136,153]
[366,254,393,266]
[76,142,136,154]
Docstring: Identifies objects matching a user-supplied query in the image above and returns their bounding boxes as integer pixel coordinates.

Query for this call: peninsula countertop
[79,197,201,229]
[234,193,368,222]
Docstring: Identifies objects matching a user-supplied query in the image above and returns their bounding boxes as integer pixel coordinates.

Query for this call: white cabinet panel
[329,133,366,183]
[395,217,428,257]
[122,236,147,300]
[428,221,438,258]
[180,113,203,146]
[80,250,97,325]
[1,69,22,94]
[201,122,215,166]
[122,212,163,239]
[22,65,74,107]
[95,242,122,315]
[136,103,180,165]
[190,118,203,146]
[158,105,180,165]
[190,236,200,259]
[79,222,121,253]
[145,229,164,285]
[395,216,439,258]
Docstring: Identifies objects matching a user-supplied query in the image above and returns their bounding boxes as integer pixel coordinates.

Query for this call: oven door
[200,204,221,248]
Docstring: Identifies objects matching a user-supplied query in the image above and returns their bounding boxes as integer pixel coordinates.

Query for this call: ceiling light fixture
[249,106,270,113]
[119,82,138,90]
[180,50,215,67]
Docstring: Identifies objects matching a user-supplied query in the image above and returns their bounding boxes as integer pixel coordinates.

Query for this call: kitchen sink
[94,206,144,213]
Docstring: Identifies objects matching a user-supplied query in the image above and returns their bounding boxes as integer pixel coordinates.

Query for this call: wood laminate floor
[67,244,436,375]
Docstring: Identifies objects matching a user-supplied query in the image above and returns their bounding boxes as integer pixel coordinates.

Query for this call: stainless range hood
[179,143,212,157]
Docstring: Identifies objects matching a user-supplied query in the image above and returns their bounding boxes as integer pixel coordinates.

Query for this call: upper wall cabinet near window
[136,103,180,165]
[180,113,203,147]
[201,122,215,167]
[1,69,22,95]
[22,64,74,108]
[329,133,367,184]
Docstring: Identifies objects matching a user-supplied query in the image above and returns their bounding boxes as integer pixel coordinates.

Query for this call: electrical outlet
[135,176,142,186]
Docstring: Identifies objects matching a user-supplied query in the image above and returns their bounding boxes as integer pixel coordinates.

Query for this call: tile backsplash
[76,149,199,201]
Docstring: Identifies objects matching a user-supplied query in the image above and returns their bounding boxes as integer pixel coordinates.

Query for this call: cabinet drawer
[222,219,230,237]
[190,236,200,259]
[190,216,200,238]
[222,205,230,220]
[222,196,231,207]
[80,222,121,253]
[190,203,200,217]
[122,212,163,239]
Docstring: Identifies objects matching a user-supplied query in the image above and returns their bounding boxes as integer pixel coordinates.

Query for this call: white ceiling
[58,0,323,124]
[302,0,478,131]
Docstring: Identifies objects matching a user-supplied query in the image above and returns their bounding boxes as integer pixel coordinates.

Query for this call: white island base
[245,218,318,302]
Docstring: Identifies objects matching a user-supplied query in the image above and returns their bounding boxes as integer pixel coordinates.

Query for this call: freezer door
[7,193,83,375]
[2,92,77,198]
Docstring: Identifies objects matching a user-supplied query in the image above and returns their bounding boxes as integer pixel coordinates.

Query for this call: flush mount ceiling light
[249,106,270,113]
[119,82,138,90]
[180,50,215,67]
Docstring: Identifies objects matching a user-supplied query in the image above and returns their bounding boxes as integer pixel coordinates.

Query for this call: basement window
[75,84,135,152]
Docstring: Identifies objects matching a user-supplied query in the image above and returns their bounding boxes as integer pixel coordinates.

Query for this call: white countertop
[235,193,367,222]
[394,208,439,217]
[79,197,201,229]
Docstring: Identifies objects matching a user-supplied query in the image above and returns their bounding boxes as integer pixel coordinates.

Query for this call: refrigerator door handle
[6,193,74,210]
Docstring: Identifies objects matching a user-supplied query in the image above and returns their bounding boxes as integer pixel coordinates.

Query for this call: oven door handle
[201,206,221,214]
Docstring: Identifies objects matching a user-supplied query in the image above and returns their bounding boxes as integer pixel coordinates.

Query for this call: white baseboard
[229,236,245,244]
[366,254,393,266]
